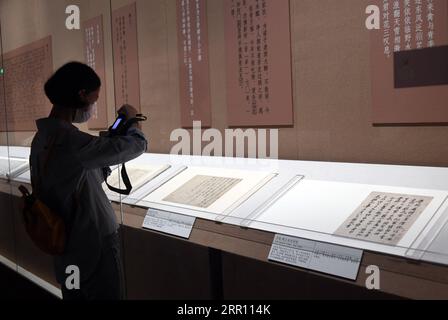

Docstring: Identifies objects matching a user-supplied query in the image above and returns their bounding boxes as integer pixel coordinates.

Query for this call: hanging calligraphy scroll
[371,0,448,124]
[0,36,53,132]
[112,2,141,112]
[224,0,294,127]
[177,0,212,128]
[84,15,108,130]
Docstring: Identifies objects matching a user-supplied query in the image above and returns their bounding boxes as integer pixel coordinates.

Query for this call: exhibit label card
[84,15,108,130]
[268,234,363,280]
[142,209,196,239]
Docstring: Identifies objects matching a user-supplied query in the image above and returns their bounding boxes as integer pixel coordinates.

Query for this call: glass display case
[0,0,117,298]
[0,15,18,275]
[1,0,448,300]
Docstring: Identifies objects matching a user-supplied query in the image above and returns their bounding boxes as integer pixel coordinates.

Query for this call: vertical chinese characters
[225,0,293,127]
[112,3,141,112]
[335,192,433,245]
[382,0,439,57]
[231,0,270,116]
[85,25,98,120]
[84,15,108,129]
[0,37,52,132]
[177,0,212,127]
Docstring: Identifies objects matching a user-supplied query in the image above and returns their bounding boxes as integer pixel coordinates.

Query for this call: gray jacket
[30,118,147,284]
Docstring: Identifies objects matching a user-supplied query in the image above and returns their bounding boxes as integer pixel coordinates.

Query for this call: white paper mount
[124,165,188,205]
[138,167,278,220]
[405,195,448,262]
[235,174,305,227]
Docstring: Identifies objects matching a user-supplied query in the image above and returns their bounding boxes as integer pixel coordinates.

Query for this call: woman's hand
[117,104,141,129]
[117,104,138,119]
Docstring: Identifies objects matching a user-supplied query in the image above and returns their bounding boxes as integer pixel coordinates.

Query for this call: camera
[101,109,148,195]
[108,112,147,137]
[99,109,147,138]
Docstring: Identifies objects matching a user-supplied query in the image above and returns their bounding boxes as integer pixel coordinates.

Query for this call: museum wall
[1,0,448,167]
[0,0,114,144]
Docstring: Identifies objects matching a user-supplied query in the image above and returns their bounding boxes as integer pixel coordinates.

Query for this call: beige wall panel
[1,0,448,166]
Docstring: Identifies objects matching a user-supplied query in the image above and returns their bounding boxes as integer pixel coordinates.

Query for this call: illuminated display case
[1,0,448,300]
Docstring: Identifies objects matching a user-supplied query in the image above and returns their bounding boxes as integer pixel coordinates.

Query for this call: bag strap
[32,131,61,197]
[104,164,133,196]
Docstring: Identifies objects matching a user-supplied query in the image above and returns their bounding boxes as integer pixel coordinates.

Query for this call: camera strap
[103,113,148,195]
[104,163,133,196]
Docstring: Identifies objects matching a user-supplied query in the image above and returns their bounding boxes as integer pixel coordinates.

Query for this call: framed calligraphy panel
[0,36,53,132]
[371,0,448,124]
[177,0,212,128]
[84,15,109,129]
[112,2,141,112]
[224,0,294,127]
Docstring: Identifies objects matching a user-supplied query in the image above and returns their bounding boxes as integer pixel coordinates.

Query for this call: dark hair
[44,61,101,109]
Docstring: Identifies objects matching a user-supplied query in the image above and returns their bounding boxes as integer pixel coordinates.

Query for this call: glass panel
[1,0,447,300]
[0,12,18,274]
[120,153,448,266]
[0,0,116,299]
[105,0,448,299]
